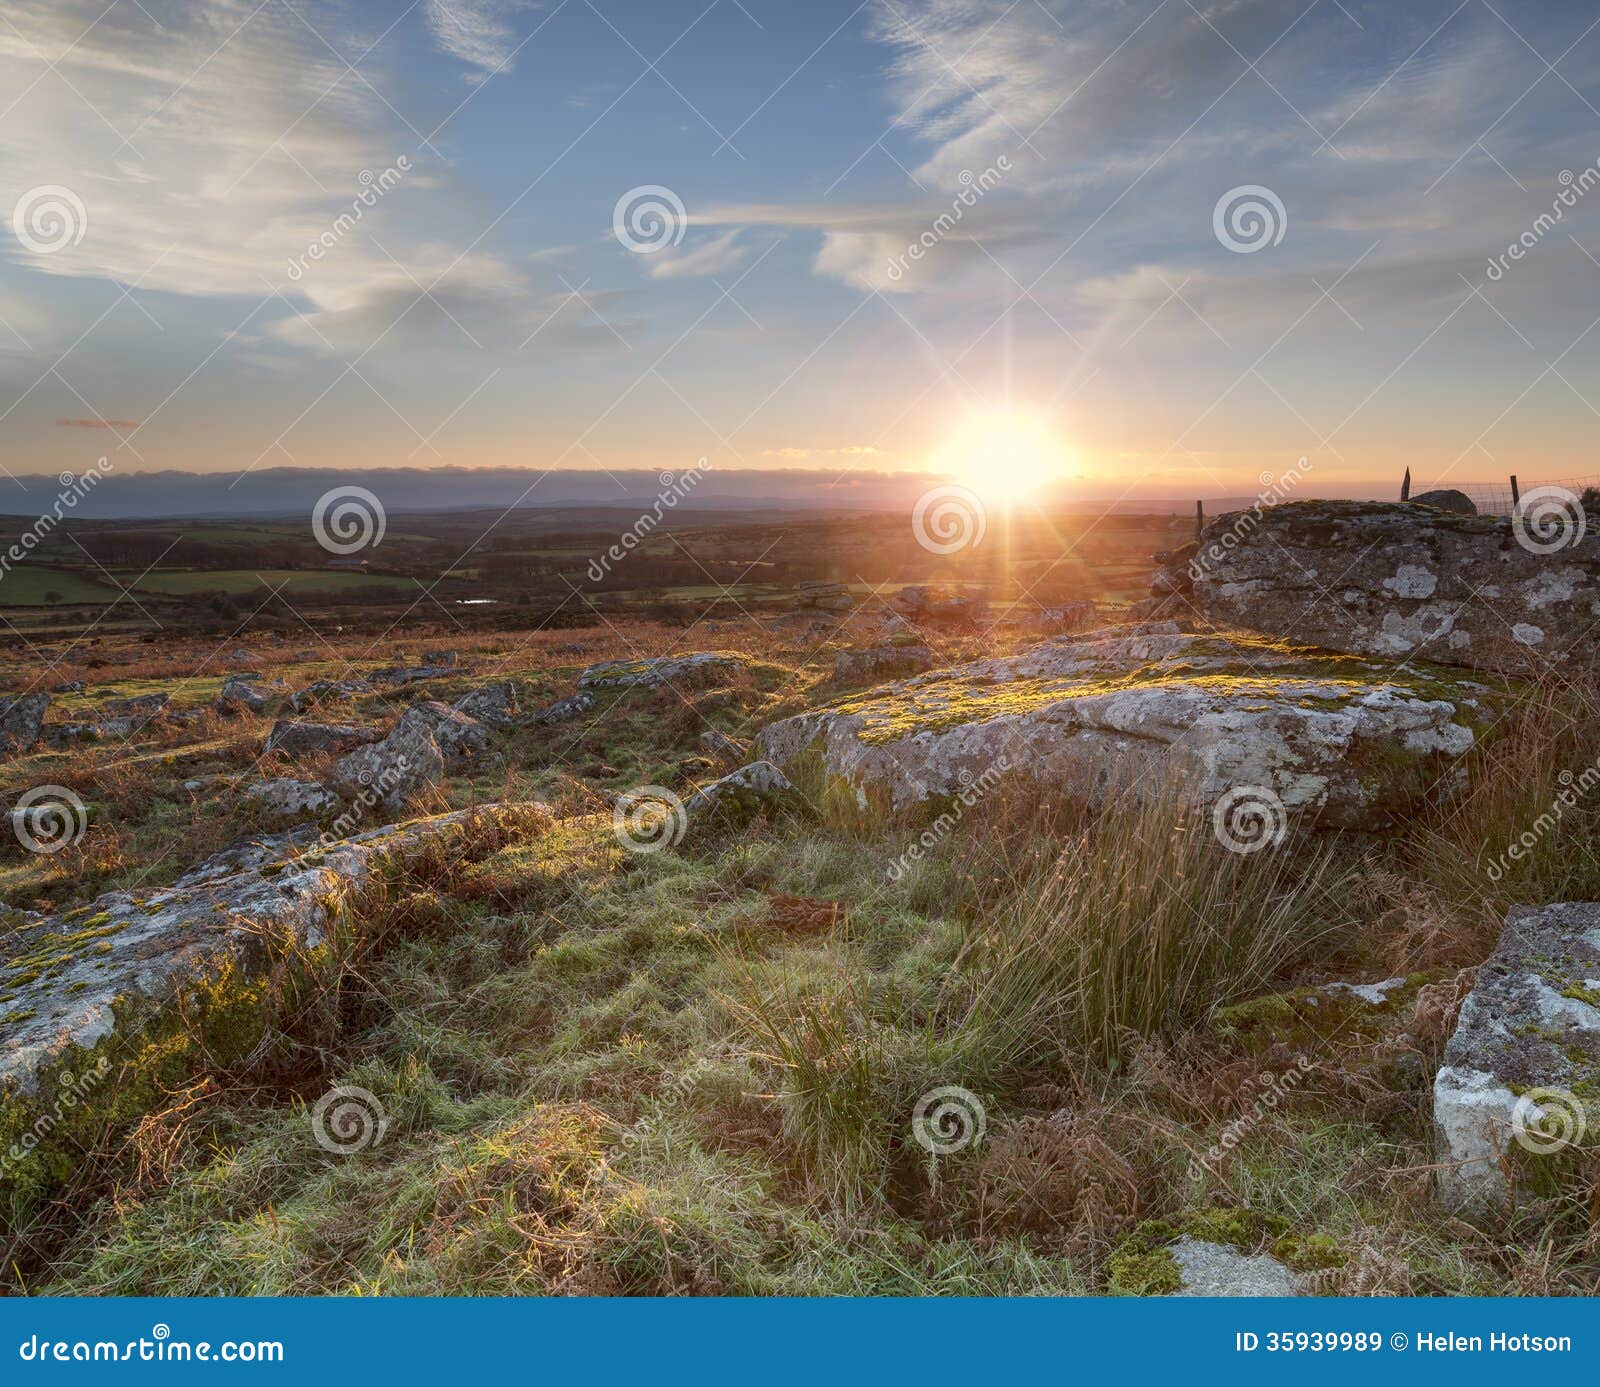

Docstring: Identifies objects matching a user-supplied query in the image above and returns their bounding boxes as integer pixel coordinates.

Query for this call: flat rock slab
[1179,500,1600,673]
[1434,901,1600,1211]
[579,652,746,690]
[1168,1237,1302,1296]
[755,622,1497,827]
[0,804,548,1105]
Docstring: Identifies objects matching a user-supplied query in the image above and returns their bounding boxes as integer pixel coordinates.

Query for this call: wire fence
[1404,473,1600,517]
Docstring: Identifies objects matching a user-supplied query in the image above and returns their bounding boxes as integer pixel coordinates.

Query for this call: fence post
[1194,499,1204,541]
[1509,475,1520,508]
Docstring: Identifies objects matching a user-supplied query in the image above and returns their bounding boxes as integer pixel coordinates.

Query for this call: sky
[3,0,1600,507]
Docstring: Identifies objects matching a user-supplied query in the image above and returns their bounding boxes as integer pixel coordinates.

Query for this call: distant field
[0,566,119,606]
[130,568,413,595]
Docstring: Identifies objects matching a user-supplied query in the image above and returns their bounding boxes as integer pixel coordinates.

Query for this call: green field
[129,568,413,596]
[0,566,119,606]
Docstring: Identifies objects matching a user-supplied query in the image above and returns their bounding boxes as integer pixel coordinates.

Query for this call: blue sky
[3,0,1600,503]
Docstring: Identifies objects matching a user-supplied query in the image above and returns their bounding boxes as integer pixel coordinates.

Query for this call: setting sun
[931,410,1075,504]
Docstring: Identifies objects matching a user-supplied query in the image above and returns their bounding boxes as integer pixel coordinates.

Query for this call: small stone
[1167,1238,1302,1297]
[246,778,339,818]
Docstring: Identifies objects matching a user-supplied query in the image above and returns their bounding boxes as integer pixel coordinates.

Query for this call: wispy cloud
[55,417,141,429]
[424,0,533,80]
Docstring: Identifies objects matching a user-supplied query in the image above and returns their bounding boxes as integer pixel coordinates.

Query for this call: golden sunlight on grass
[931,409,1075,505]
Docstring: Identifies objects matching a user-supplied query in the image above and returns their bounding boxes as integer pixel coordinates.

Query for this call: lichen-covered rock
[1433,902,1600,1212]
[834,645,935,681]
[1180,500,1600,673]
[0,692,49,752]
[531,690,597,725]
[454,681,521,728]
[699,728,748,764]
[1167,1238,1302,1296]
[579,652,745,690]
[1106,1210,1306,1296]
[264,719,377,759]
[102,692,169,721]
[216,674,279,715]
[331,714,446,811]
[287,679,368,715]
[890,585,984,624]
[683,760,797,829]
[246,778,339,818]
[756,623,1495,827]
[0,804,549,1211]
[796,581,852,612]
[1411,488,1477,515]
[395,700,488,766]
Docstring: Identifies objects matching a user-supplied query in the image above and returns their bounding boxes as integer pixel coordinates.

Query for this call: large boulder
[331,714,447,810]
[579,652,745,691]
[683,760,798,830]
[216,674,279,715]
[834,645,935,681]
[755,622,1496,827]
[246,778,340,819]
[264,719,378,759]
[0,804,548,1211]
[1410,488,1476,515]
[1173,500,1600,673]
[394,700,488,767]
[0,692,49,752]
[1433,902,1600,1212]
[454,681,521,728]
[531,690,597,725]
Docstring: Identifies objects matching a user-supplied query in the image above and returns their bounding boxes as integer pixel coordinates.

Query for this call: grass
[0,567,120,606]
[129,569,413,596]
[3,616,1599,1297]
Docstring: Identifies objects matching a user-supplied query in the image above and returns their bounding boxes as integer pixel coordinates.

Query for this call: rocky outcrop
[579,652,745,691]
[246,778,340,818]
[287,679,368,715]
[1167,500,1600,673]
[699,728,747,764]
[755,623,1495,827]
[330,711,446,810]
[102,692,169,721]
[795,581,853,612]
[0,692,49,752]
[1167,1238,1302,1296]
[1411,488,1476,515]
[264,719,378,759]
[531,690,596,725]
[890,585,985,625]
[0,804,549,1208]
[216,674,279,715]
[395,700,487,767]
[454,682,521,728]
[1433,902,1600,1212]
[834,645,935,681]
[683,760,797,829]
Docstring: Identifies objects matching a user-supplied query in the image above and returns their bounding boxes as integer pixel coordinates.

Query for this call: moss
[1273,1232,1345,1272]
[1212,972,1442,1055]
[1106,1209,1291,1295]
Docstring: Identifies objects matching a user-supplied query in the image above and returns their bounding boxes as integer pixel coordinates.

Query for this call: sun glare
[932,411,1073,504]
